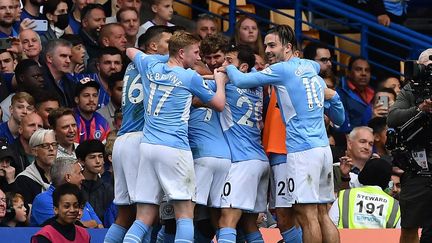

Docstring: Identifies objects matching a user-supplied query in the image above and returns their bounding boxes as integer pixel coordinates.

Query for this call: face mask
[55,14,69,30]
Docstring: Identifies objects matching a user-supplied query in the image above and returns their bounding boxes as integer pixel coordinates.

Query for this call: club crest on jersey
[94,130,102,139]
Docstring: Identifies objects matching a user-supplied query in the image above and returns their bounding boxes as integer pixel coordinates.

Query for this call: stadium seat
[335,33,361,74]
[173,0,192,19]
[208,0,256,31]
[269,9,310,31]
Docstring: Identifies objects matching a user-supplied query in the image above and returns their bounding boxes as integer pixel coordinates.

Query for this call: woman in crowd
[40,0,73,44]
[31,183,90,243]
[233,15,265,57]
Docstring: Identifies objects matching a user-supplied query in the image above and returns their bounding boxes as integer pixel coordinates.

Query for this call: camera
[404,55,432,103]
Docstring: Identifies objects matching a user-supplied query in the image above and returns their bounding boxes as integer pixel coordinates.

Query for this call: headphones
[4,192,16,222]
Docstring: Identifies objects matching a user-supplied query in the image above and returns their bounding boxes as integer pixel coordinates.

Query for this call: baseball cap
[0,142,15,161]
[75,77,100,97]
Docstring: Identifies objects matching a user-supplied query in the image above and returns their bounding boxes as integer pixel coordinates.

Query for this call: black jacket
[81,177,113,222]
[43,66,76,108]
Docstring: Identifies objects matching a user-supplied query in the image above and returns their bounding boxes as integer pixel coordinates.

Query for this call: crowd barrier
[0,227,404,242]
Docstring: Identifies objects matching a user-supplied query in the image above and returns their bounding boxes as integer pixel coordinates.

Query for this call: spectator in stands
[329,158,400,228]
[379,76,401,95]
[1,59,44,121]
[31,183,91,242]
[368,117,392,163]
[95,47,123,107]
[137,25,172,54]
[106,0,142,24]
[138,0,174,36]
[99,72,123,130]
[372,87,396,118]
[389,174,401,200]
[195,13,218,40]
[68,0,95,34]
[14,129,57,206]
[233,15,265,57]
[200,33,229,72]
[30,157,103,228]
[337,126,374,192]
[0,50,16,73]
[112,108,122,131]
[19,29,43,63]
[0,0,18,38]
[11,112,43,174]
[40,0,72,44]
[48,107,78,159]
[0,141,17,193]
[34,91,60,129]
[0,188,5,221]
[303,42,333,78]
[20,0,45,21]
[76,139,113,223]
[99,23,127,52]
[116,7,139,48]
[2,192,27,227]
[0,92,35,144]
[43,39,77,108]
[74,78,110,143]
[336,57,374,133]
[79,4,106,60]
[61,34,86,74]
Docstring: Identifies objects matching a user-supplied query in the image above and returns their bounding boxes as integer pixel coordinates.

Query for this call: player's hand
[373,102,388,117]
[324,88,336,100]
[377,14,391,27]
[418,99,432,113]
[339,155,353,177]
[216,66,227,73]
[214,68,228,84]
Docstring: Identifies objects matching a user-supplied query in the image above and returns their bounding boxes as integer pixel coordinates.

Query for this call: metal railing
[174,0,432,77]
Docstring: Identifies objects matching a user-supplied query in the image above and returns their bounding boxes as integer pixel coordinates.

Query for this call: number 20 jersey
[220,83,268,163]
[133,52,216,150]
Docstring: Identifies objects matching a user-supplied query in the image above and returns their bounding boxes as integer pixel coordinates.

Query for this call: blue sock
[143,226,153,243]
[282,226,302,243]
[244,231,264,243]
[104,223,127,243]
[175,218,194,243]
[218,227,236,243]
[123,220,150,243]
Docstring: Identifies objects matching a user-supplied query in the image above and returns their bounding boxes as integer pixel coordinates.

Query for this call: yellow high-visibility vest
[337,186,400,229]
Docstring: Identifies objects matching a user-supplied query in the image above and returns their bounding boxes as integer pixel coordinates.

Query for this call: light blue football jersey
[188,80,231,160]
[226,57,344,153]
[220,81,268,163]
[133,51,216,150]
[118,63,144,136]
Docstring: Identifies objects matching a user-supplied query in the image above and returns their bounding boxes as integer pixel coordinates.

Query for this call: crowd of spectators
[0,0,423,242]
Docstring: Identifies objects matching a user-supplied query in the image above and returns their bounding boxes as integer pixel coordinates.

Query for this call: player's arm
[225,63,282,88]
[324,88,345,127]
[206,69,226,112]
[126,47,147,61]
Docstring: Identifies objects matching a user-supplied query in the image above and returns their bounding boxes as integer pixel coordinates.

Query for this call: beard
[0,19,14,28]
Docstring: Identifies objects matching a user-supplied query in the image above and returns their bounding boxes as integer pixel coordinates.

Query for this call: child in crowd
[138,0,174,36]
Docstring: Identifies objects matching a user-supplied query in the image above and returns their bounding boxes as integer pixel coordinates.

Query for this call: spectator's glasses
[316,57,332,63]
[36,142,59,149]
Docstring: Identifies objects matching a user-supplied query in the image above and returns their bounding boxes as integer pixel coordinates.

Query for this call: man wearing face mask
[40,0,72,45]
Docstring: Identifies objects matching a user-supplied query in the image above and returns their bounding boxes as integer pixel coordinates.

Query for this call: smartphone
[31,20,48,32]
[0,38,11,50]
[378,96,389,109]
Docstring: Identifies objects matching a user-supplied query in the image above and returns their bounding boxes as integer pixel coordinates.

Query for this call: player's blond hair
[168,30,201,57]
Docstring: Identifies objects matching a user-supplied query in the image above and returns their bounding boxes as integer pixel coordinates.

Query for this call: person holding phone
[372,87,396,118]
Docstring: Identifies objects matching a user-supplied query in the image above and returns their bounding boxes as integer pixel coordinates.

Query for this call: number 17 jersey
[133,52,216,150]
